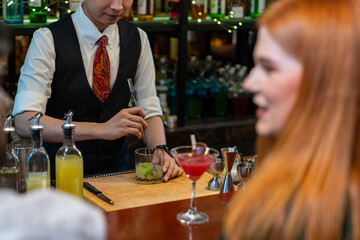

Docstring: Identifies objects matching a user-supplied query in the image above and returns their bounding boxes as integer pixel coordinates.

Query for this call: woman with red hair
[225,0,360,239]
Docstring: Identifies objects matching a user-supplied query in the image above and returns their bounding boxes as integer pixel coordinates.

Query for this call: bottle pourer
[4,115,15,134]
[63,110,75,130]
[29,112,44,131]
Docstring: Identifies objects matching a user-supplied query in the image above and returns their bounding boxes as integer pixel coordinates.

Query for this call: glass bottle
[250,0,265,19]
[69,0,81,12]
[138,0,154,21]
[123,6,134,21]
[0,116,20,192]
[55,111,84,198]
[28,0,48,23]
[190,0,206,20]
[209,0,226,20]
[3,0,24,24]
[229,0,244,19]
[26,113,50,192]
[168,0,180,20]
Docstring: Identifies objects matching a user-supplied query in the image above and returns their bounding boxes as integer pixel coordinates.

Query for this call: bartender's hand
[163,152,183,182]
[100,107,148,140]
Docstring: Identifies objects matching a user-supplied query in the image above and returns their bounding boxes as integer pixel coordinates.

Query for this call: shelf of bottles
[1,0,267,126]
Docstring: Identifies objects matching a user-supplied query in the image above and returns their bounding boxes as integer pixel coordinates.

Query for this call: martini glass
[171,145,219,225]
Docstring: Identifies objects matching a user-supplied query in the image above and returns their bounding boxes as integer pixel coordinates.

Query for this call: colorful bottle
[28,0,48,23]
[2,0,24,24]
[138,0,154,21]
[0,116,20,192]
[168,0,180,20]
[209,0,226,20]
[190,0,206,20]
[250,0,265,18]
[55,111,84,199]
[26,113,51,192]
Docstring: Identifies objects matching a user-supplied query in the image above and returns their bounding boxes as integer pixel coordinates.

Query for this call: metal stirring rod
[127,78,148,146]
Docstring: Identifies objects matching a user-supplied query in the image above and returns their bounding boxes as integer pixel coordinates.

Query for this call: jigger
[220,147,237,193]
[207,158,224,191]
[237,161,255,190]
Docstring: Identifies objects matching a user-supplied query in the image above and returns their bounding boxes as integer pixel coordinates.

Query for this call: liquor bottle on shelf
[138,0,154,21]
[69,0,81,12]
[229,0,245,19]
[209,0,226,20]
[123,6,134,21]
[155,0,162,15]
[190,0,206,20]
[26,113,51,192]
[250,0,265,18]
[3,0,24,24]
[55,111,84,199]
[0,116,20,192]
[28,0,48,23]
[168,0,179,20]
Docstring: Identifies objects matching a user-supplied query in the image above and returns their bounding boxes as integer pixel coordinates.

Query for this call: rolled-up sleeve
[134,28,162,120]
[12,28,55,116]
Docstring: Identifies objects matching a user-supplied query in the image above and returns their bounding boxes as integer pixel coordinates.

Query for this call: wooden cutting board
[83,172,220,212]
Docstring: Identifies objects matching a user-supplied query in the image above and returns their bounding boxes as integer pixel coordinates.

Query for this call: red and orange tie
[93,35,110,102]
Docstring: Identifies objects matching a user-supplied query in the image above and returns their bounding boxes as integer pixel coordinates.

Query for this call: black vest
[46,15,141,178]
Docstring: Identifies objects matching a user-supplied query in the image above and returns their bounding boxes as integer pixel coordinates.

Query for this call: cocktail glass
[171,145,219,225]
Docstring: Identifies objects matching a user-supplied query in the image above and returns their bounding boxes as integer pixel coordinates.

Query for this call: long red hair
[225,0,360,239]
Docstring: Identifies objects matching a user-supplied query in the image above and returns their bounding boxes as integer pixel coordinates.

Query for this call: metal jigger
[207,158,224,191]
[237,155,256,190]
[220,147,237,193]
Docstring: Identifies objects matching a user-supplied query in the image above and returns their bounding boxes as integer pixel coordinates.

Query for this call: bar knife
[83,182,114,205]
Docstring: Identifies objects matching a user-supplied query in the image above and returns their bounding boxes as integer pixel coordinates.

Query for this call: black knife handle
[83,182,101,195]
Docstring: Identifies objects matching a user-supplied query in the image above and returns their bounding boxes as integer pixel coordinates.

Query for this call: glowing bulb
[239,22,243,26]
[197,19,202,23]
[228,29,232,33]
[234,26,238,29]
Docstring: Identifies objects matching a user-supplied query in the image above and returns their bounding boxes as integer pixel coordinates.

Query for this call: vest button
[103,109,107,113]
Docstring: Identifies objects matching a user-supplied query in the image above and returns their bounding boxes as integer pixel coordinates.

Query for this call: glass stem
[190,180,197,212]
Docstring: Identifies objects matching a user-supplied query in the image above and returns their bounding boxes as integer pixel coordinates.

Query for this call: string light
[212,17,245,33]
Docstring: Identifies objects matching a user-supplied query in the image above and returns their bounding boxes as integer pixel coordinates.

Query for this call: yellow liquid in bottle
[26,172,50,191]
[56,155,83,198]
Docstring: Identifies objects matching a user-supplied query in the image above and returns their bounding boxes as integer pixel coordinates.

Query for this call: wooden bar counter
[83,172,234,240]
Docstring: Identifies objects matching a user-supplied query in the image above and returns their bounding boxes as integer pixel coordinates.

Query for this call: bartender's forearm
[14,111,101,143]
[144,116,166,149]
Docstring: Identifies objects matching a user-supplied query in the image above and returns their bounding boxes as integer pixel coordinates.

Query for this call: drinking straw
[190,134,197,152]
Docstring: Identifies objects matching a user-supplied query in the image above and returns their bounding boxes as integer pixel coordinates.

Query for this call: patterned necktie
[93,35,110,102]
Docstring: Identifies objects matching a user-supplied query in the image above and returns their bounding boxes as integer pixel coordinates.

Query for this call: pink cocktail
[177,153,215,181]
[171,145,219,225]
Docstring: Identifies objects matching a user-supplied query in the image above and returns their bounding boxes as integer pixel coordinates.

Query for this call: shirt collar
[73,3,117,49]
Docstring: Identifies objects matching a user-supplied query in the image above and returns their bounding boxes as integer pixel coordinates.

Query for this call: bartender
[12,0,183,181]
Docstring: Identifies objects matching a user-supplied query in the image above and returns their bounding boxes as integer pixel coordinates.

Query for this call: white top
[0,189,106,240]
[13,4,162,120]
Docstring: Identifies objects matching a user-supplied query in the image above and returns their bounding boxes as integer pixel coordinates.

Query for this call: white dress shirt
[13,4,162,120]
